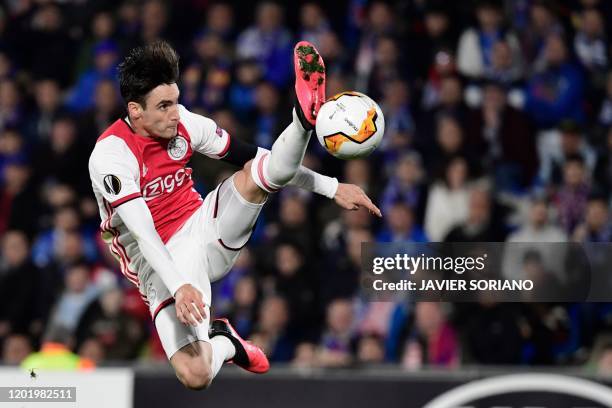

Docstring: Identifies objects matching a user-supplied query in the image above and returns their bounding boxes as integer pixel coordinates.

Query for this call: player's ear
[127,101,143,119]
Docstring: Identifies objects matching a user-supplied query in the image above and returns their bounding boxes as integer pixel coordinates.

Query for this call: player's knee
[176,360,213,391]
[234,161,267,203]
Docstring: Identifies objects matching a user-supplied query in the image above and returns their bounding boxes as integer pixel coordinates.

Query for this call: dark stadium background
[1,0,612,406]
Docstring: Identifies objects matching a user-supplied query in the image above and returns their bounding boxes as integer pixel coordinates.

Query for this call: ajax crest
[167,136,188,160]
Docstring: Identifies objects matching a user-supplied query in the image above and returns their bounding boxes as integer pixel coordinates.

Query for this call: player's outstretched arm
[115,198,206,326]
[331,182,382,217]
[288,163,382,217]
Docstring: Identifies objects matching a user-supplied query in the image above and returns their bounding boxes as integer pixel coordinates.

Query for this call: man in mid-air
[88,39,380,389]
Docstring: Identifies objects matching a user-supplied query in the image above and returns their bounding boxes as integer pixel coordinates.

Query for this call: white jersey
[88,105,231,293]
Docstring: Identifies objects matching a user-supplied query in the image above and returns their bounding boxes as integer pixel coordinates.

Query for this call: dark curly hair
[118,40,179,107]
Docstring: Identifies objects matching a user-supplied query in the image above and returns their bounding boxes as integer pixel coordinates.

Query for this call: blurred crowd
[1,0,612,375]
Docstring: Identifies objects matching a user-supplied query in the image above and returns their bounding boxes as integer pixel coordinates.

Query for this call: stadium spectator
[593,126,612,194]
[0,127,26,182]
[424,157,471,241]
[66,40,119,113]
[318,298,355,367]
[380,152,426,222]
[519,0,564,72]
[410,2,457,82]
[379,79,416,163]
[236,2,293,88]
[273,242,320,340]
[376,202,427,243]
[31,206,98,268]
[0,78,22,131]
[78,79,124,149]
[32,116,91,193]
[524,33,585,128]
[502,196,567,282]
[140,0,169,44]
[444,186,507,242]
[253,82,287,149]
[343,158,375,197]
[201,3,235,42]
[77,338,105,365]
[74,11,117,77]
[354,2,397,92]
[25,79,66,143]
[0,159,38,238]
[1,334,33,366]
[401,302,459,368]
[299,3,331,49]
[466,81,538,191]
[24,4,76,87]
[46,263,99,333]
[251,295,294,362]
[554,155,590,235]
[321,228,372,304]
[356,334,385,364]
[21,325,95,371]
[291,341,318,368]
[459,302,524,364]
[597,72,612,128]
[457,0,523,80]
[226,274,259,338]
[572,195,612,242]
[0,230,39,337]
[538,120,596,187]
[573,8,608,76]
[75,286,145,360]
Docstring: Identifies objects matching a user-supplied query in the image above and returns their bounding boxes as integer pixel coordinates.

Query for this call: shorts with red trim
[138,173,264,358]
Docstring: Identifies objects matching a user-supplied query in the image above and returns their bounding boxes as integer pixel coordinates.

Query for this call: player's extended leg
[172,41,326,384]
[233,41,326,203]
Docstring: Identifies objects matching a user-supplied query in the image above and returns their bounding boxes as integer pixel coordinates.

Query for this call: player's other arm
[181,105,381,216]
[114,199,205,326]
[88,138,204,325]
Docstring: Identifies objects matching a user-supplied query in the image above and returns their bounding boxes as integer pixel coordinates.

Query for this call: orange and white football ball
[315,91,385,160]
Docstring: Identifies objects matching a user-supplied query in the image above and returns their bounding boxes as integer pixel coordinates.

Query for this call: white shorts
[137,175,264,358]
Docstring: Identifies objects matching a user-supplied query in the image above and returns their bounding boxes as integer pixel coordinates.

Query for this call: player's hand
[333,183,382,217]
[174,284,207,326]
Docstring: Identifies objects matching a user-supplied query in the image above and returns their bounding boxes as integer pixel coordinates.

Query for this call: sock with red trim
[250,109,311,193]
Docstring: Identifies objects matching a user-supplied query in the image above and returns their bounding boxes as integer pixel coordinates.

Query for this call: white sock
[209,335,236,379]
[252,109,311,192]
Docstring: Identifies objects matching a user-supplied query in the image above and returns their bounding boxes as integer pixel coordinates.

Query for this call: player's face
[141,83,180,139]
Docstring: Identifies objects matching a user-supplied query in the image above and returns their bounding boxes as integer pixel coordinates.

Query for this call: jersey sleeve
[88,136,142,208]
[179,104,231,159]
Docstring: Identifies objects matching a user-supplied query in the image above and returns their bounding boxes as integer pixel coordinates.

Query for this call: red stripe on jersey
[152,297,175,321]
[102,200,139,285]
[110,192,142,208]
[257,153,279,192]
[103,200,136,277]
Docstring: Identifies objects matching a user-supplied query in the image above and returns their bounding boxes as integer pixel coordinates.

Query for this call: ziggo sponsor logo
[143,168,192,201]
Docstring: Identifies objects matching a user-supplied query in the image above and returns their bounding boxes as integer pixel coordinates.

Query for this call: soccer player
[88,40,380,390]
